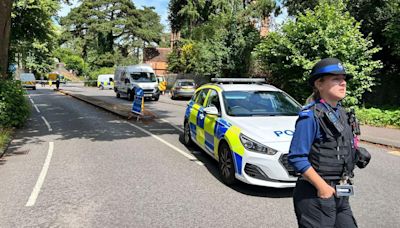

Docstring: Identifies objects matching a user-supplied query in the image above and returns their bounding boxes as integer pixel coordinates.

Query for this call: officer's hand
[317,184,336,199]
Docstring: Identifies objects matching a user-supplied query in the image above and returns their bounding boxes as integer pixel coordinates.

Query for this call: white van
[97,74,114,90]
[20,73,36,90]
[114,64,160,101]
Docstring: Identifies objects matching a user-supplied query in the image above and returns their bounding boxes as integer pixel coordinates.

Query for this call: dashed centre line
[33,105,41,113]
[26,142,54,207]
[41,116,52,132]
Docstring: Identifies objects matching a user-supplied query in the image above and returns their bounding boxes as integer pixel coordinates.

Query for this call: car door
[203,89,221,157]
[189,88,209,148]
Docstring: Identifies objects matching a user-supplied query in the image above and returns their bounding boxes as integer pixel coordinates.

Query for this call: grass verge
[0,128,13,157]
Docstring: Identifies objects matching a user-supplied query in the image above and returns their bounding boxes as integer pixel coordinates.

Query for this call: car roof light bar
[211,78,266,84]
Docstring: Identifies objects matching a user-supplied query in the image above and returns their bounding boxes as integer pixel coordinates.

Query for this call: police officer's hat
[309,58,352,86]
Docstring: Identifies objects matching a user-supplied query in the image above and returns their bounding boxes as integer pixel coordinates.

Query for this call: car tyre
[116,92,120,98]
[218,142,236,185]
[183,120,193,146]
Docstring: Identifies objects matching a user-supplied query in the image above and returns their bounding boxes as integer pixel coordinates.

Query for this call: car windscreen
[222,91,301,116]
[130,72,157,82]
[178,81,195,87]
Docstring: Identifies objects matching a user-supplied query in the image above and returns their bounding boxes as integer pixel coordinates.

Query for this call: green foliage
[282,0,319,16]
[282,0,400,106]
[10,0,61,76]
[254,1,382,105]
[61,0,163,69]
[54,48,87,75]
[84,67,115,87]
[168,0,273,77]
[0,128,13,154]
[381,1,400,56]
[0,80,30,128]
[88,67,115,80]
[356,107,400,128]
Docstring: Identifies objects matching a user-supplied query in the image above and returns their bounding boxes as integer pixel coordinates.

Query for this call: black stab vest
[308,103,357,180]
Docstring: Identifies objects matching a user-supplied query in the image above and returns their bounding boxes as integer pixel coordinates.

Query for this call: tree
[0,0,13,78]
[61,0,163,68]
[54,48,86,75]
[10,0,62,76]
[282,0,400,106]
[347,0,400,106]
[254,0,382,105]
[282,0,319,16]
[167,0,275,77]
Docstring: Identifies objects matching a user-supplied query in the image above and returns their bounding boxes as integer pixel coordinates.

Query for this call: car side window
[190,91,199,102]
[206,90,221,113]
[196,89,209,106]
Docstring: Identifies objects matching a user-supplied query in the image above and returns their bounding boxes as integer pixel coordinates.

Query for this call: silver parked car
[170,79,196,100]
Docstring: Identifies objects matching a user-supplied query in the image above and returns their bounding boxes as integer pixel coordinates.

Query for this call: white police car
[183,78,301,188]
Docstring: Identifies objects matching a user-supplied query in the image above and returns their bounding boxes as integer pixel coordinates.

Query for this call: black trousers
[293,179,358,228]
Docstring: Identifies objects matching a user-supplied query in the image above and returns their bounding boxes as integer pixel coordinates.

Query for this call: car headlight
[239,134,278,155]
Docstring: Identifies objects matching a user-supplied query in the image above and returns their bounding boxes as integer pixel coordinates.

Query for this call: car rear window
[179,81,195,86]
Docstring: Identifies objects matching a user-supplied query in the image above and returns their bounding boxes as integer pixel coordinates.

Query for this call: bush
[0,80,30,128]
[254,0,382,105]
[356,107,400,128]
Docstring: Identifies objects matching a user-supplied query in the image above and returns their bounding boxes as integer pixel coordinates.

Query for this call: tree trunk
[0,0,12,79]
[260,16,270,37]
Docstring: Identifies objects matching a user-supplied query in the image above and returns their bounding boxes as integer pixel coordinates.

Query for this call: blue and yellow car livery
[183,81,300,188]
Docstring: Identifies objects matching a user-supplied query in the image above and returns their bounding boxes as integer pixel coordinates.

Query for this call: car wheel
[100,85,104,90]
[33,87,36,90]
[116,92,120,98]
[153,95,160,101]
[219,142,236,185]
[183,120,193,146]
[171,92,175,100]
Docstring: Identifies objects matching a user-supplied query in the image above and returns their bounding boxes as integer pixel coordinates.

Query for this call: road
[0,85,399,227]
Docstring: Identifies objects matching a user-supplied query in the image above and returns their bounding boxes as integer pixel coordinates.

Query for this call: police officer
[288,58,359,228]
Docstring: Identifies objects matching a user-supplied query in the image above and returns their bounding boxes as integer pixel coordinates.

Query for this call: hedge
[356,107,400,128]
[0,79,30,128]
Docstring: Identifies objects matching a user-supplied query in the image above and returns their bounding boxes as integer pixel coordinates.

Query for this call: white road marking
[26,142,54,207]
[159,118,184,133]
[28,96,40,113]
[41,116,52,131]
[148,128,176,131]
[127,122,204,166]
[33,105,41,113]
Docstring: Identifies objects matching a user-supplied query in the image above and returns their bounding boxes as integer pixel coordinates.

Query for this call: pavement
[59,88,400,149]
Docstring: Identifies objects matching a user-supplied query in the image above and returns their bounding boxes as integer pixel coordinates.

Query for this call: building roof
[144,47,171,63]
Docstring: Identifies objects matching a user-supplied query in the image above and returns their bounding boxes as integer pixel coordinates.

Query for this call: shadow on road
[178,133,294,198]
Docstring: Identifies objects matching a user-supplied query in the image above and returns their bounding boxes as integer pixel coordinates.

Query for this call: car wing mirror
[204,106,220,116]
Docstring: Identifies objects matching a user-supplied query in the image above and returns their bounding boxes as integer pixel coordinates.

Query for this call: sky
[58,0,287,32]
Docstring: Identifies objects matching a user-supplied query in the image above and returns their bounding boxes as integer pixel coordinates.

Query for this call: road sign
[131,88,144,115]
